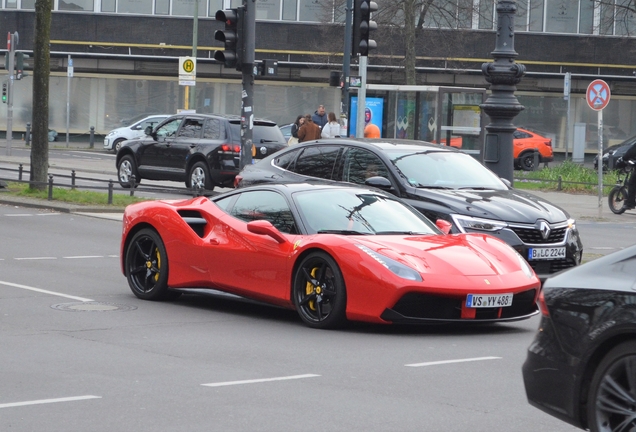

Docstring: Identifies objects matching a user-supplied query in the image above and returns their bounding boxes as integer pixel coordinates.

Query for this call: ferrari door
[209,190,298,302]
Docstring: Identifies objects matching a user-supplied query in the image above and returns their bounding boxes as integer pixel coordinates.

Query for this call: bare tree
[593,0,636,35]
[30,0,52,191]
[315,0,492,85]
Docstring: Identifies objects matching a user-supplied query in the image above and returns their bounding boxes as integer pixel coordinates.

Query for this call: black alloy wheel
[125,228,172,300]
[117,155,140,188]
[187,161,214,191]
[292,251,347,329]
[588,341,636,432]
[520,153,536,171]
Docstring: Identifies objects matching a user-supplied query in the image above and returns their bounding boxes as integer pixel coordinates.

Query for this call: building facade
[2,0,636,152]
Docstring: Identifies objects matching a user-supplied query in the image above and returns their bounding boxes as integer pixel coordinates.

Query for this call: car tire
[520,153,536,171]
[113,138,125,153]
[117,155,140,188]
[125,228,174,301]
[292,251,347,329]
[587,341,636,432]
[187,161,214,192]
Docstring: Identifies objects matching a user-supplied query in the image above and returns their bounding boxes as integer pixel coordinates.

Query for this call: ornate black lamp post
[481,0,526,184]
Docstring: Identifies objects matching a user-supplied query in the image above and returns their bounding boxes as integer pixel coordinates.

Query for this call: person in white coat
[321,112,341,138]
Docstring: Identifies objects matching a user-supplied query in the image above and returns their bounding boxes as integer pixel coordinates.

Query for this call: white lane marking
[0,280,94,302]
[202,374,321,388]
[5,214,34,217]
[63,256,104,259]
[4,213,60,217]
[37,213,61,216]
[405,356,502,367]
[0,395,101,409]
[15,257,57,260]
[590,247,615,250]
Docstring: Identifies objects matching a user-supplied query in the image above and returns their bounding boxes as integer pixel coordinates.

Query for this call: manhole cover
[51,301,137,312]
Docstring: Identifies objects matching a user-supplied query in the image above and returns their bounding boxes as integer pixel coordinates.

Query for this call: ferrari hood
[409,187,570,224]
[356,233,524,277]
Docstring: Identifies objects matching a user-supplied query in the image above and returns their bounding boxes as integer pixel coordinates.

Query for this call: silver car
[103,114,170,153]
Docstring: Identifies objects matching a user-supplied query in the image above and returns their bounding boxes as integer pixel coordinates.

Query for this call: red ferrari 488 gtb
[120,183,541,329]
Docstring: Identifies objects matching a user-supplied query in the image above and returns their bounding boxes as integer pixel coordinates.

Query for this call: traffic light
[353,0,378,57]
[15,52,25,80]
[2,83,7,103]
[213,8,244,71]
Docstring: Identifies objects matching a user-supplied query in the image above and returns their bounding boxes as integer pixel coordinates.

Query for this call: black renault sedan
[522,245,636,432]
[235,138,583,280]
[116,113,286,191]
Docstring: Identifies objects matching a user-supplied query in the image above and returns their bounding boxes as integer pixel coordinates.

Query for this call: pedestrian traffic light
[353,0,378,57]
[2,82,7,103]
[213,8,244,71]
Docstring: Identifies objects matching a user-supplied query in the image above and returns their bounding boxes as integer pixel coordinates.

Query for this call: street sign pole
[586,79,611,216]
[564,72,571,160]
[6,32,16,156]
[67,55,72,147]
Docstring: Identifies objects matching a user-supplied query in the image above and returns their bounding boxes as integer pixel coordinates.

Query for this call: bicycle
[608,159,635,214]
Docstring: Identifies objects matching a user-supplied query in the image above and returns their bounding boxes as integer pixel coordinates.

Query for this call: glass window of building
[545,0,579,33]
[282,0,297,20]
[172,0,200,16]
[118,0,153,14]
[256,0,281,20]
[102,0,115,12]
[478,0,494,29]
[21,0,35,8]
[299,0,324,22]
[529,0,544,31]
[6,0,17,8]
[207,0,222,16]
[614,0,636,35]
[515,0,529,31]
[579,0,594,34]
[59,0,94,11]
[156,0,170,15]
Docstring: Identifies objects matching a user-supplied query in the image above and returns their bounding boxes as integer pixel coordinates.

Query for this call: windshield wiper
[317,230,372,235]
[416,185,453,189]
[458,186,491,190]
[374,231,428,235]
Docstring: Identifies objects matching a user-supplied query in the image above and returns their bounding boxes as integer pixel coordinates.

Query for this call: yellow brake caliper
[305,267,320,311]
[153,248,161,282]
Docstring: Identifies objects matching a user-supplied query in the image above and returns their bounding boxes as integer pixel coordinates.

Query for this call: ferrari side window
[230,191,297,234]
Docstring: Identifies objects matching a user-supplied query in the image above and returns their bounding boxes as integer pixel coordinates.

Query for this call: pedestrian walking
[312,105,328,129]
[321,112,341,138]
[288,115,304,145]
[298,114,321,142]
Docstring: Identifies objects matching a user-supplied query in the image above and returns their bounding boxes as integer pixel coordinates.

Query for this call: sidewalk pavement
[1,139,635,224]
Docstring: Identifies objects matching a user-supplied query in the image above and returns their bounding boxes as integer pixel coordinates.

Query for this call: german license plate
[466,293,513,308]
[528,247,566,260]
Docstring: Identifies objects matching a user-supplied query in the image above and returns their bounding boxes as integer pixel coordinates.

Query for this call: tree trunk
[404,0,417,85]
[30,0,52,191]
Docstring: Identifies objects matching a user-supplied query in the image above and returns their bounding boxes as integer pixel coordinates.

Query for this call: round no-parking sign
[586,79,611,111]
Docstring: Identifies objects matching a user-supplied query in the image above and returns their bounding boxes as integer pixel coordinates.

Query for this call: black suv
[235,138,583,281]
[116,113,286,190]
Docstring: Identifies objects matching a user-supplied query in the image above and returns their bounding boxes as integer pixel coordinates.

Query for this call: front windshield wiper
[458,186,492,190]
[374,231,429,235]
[317,230,372,235]
[416,185,453,189]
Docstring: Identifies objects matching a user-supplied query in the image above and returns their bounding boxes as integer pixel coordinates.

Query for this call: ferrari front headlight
[356,244,422,282]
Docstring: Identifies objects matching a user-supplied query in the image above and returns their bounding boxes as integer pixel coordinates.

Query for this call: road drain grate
[51,302,137,312]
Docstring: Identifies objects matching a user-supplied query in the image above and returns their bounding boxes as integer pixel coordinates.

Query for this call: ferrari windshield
[386,150,507,190]
[293,189,438,235]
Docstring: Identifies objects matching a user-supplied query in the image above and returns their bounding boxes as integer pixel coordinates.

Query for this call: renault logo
[537,220,551,240]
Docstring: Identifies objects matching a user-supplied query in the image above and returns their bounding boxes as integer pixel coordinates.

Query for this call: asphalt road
[0,204,583,432]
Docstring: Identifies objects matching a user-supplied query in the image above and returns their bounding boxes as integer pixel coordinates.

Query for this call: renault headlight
[451,215,508,233]
[356,244,422,282]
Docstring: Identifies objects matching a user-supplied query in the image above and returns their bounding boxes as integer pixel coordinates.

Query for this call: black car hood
[409,187,571,224]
